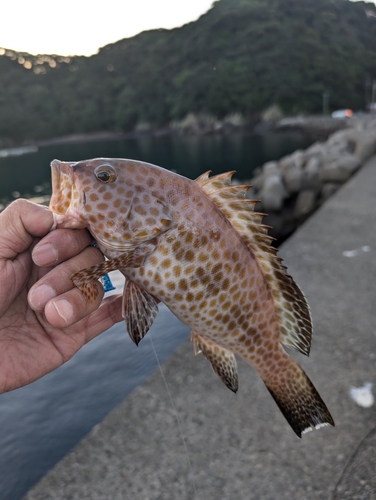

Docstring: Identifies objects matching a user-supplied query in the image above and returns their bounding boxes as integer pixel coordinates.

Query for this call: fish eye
[94,164,117,183]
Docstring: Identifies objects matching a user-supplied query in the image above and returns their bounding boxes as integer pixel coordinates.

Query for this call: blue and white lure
[100,273,116,293]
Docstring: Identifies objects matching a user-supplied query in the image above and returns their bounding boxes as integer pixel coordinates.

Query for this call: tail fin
[263,358,334,438]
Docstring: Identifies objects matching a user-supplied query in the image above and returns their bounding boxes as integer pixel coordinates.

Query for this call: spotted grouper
[50,157,334,437]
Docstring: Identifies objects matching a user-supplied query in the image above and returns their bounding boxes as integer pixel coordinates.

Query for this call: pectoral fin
[71,243,155,303]
[191,331,238,393]
[71,259,121,302]
[122,279,159,345]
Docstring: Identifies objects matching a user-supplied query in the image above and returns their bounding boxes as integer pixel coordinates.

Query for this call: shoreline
[0,115,353,156]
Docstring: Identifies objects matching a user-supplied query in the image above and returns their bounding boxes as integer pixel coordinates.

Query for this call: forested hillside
[1,0,376,145]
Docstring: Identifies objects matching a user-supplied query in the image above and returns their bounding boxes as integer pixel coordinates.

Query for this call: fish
[50,157,334,437]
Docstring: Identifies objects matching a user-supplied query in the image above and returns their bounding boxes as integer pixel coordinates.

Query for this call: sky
[0,0,215,56]
[0,0,374,57]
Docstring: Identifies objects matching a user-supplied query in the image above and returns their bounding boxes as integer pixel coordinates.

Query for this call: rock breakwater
[249,117,376,243]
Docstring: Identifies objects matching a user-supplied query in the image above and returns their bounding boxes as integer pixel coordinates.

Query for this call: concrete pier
[24,157,376,500]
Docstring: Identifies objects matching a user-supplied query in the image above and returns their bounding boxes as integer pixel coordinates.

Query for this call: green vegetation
[1,0,376,145]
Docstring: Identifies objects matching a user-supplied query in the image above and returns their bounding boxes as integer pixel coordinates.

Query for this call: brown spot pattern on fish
[50,158,334,437]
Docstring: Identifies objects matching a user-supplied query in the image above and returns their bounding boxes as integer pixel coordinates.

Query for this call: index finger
[32,228,94,268]
[0,200,53,260]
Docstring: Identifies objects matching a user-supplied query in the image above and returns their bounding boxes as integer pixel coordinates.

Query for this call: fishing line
[148,332,197,498]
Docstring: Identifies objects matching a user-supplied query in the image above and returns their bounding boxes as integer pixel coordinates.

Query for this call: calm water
[0,131,312,204]
[0,131,313,499]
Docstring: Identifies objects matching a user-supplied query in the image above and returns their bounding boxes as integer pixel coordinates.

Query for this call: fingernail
[53,300,73,324]
[29,285,56,310]
[32,243,58,267]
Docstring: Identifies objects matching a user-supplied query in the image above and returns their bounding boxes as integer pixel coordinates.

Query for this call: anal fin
[191,331,238,393]
[122,279,159,345]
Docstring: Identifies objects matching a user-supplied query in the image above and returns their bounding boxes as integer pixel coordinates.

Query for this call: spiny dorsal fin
[196,171,312,356]
[195,170,235,193]
[195,171,211,184]
[212,184,252,200]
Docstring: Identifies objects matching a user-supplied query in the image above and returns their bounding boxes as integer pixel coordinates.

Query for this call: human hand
[0,199,123,393]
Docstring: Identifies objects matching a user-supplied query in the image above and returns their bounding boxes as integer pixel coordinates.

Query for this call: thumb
[0,200,54,260]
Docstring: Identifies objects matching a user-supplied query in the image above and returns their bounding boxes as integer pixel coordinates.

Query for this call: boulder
[305,141,327,160]
[293,190,317,218]
[366,119,376,130]
[354,133,376,162]
[279,150,305,172]
[319,154,361,183]
[301,157,322,191]
[283,166,303,194]
[305,156,322,171]
[327,129,350,146]
[260,171,287,212]
[336,154,361,173]
[321,142,351,167]
[262,161,279,175]
[250,171,264,191]
[326,140,349,157]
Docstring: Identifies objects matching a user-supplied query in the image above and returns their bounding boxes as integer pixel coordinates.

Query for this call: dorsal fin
[195,170,211,184]
[196,171,312,356]
[195,170,235,193]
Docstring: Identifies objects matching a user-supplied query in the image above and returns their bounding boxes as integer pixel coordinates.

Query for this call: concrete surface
[24,157,376,500]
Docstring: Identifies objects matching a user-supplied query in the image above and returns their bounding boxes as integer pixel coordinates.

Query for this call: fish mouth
[50,160,61,193]
[50,159,87,229]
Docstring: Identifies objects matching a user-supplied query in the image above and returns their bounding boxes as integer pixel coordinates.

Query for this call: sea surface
[0,131,313,499]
